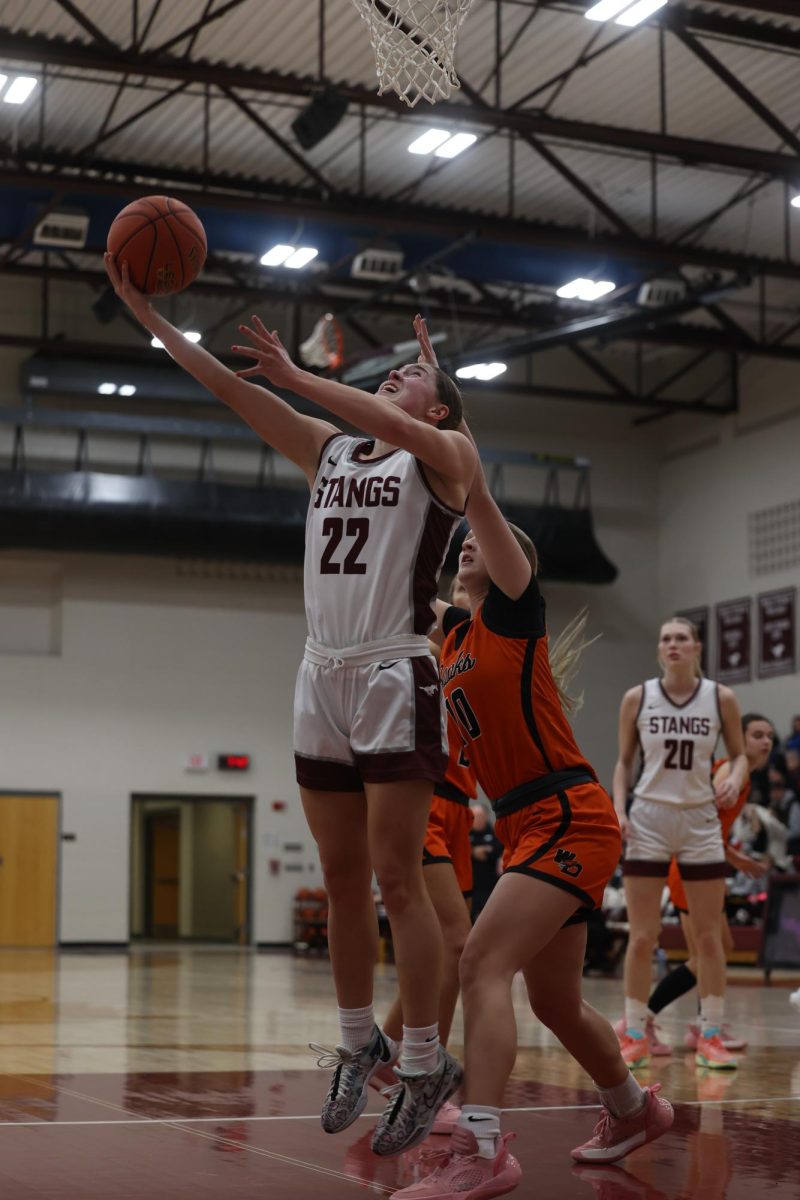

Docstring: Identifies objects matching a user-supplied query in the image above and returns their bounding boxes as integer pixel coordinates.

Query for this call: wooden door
[0,794,59,946]
[148,813,180,937]
[232,803,249,946]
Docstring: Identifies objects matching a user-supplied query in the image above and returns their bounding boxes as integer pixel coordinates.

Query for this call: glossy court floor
[1,948,798,1199]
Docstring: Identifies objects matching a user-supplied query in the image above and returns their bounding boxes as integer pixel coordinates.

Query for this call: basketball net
[299,313,345,371]
[351,0,475,108]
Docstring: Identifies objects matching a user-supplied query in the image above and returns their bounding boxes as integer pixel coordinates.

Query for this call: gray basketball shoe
[371,1046,463,1157]
[311,1025,398,1134]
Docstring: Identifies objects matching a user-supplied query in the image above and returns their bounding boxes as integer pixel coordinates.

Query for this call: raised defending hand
[104,253,153,324]
[714,775,739,811]
[414,313,439,367]
[232,316,299,388]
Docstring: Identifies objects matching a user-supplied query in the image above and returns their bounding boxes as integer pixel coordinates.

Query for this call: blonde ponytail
[549,609,599,715]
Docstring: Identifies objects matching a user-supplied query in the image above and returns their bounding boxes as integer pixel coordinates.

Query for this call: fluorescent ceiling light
[585,0,633,20]
[3,76,38,105]
[434,132,477,158]
[791,195,800,209]
[557,277,616,301]
[456,362,507,381]
[0,75,7,95]
[615,0,668,24]
[184,330,202,343]
[408,128,450,155]
[284,247,319,269]
[151,337,164,349]
[260,244,295,267]
[118,384,137,396]
[97,382,117,395]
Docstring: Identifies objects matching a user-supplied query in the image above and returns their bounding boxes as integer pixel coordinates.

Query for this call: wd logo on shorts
[554,848,583,878]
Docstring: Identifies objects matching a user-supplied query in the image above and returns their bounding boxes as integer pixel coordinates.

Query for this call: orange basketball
[107,196,207,295]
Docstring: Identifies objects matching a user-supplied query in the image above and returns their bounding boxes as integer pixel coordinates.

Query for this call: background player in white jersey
[613,617,747,1071]
[106,258,476,1156]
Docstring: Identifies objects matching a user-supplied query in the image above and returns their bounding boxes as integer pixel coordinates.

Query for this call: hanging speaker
[291,86,349,150]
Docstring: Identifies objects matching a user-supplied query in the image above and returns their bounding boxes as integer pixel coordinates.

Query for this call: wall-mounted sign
[218,753,251,771]
[716,597,751,684]
[186,753,209,772]
[758,588,796,679]
[676,606,710,675]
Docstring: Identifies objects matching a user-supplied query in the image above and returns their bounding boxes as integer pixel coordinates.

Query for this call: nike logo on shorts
[466,1115,493,1123]
[378,661,400,671]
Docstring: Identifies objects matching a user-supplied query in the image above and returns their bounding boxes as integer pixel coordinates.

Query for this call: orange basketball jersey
[439,581,596,803]
[667,759,752,911]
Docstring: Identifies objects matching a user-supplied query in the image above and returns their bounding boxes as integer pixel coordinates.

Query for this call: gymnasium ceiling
[1,0,800,420]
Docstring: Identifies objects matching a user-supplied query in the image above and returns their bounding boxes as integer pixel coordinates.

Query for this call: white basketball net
[351,0,475,108]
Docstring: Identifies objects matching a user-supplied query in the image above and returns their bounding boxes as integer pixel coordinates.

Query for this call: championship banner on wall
[716,597,751,684]
[676,606,709,675]
[758,588,796,679]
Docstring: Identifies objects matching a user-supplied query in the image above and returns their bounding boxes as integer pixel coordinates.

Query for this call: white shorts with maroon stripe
[294,637,447,792]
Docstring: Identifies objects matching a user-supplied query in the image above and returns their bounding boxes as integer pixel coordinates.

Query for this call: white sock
[400,1022,439,1074]
[596,1072,646,1119]
[624,998,649,1034]
[338,1004,375,1053]
[458,1105,502,1158]
[700,995,724,1035]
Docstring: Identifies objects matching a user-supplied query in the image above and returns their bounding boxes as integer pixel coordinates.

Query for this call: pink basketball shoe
[571,1085,674,1165]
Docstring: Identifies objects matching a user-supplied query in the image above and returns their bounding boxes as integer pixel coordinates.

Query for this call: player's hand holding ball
[104,253,152,325]
[233,317,299,389]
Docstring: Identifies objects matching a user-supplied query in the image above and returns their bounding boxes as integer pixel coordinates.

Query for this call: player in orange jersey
[390,320,674,1200]
[619,714,772,1057]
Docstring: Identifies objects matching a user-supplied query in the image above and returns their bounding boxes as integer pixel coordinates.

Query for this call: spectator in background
[786,716,800,754]
[469,804,503,922]
[786,747,800,795]
[766,766,798,826]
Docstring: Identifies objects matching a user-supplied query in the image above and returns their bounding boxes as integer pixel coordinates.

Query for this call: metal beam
[51,0,118,50]
[3,152,800,282]
[0,31,798,184]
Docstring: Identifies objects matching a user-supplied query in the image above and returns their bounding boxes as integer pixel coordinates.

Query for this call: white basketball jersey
[304,435,462,648]
[634,677,721,808]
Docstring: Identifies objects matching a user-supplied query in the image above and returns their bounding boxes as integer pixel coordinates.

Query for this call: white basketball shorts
[623,797,726,879]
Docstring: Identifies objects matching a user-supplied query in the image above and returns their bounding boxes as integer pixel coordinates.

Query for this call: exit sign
[218,754,251,771]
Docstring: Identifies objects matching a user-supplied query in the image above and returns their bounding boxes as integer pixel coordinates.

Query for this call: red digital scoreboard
[217,754,251,771]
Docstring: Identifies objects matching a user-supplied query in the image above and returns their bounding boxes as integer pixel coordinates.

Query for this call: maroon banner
[716,597,751,684]
[676,607,709,675]
[758,588,796,679]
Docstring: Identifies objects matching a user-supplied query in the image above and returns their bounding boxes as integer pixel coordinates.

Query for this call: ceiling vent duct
[351,248,404,282]
[637,278,688,308]
[33,208,90,250]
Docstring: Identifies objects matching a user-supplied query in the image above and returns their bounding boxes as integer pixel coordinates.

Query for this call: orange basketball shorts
[423,790,474,897]
[497,781,621,921]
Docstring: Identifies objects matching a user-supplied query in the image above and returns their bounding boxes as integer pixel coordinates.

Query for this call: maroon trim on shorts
[677,861,728,881]
[295,754,363,793]
[622,859,671,877]
[358,656,447,784]
[357,750,445,785]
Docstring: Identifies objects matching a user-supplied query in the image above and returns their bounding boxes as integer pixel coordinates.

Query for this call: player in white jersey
[613,617,747,1070]
[106,259,476,1154]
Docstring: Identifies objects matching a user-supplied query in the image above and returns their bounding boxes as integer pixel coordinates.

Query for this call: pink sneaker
[613,1016,670,1057]
[618,1030,650,1069]
[571,1085,674,1164]
[684,1023,746,1053]
[390,1128,521,1199]
[695,1030,738,1070]
[432,1100,462,1135]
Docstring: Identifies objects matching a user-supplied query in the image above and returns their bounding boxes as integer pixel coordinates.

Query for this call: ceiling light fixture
[585,0,667,24]
[456,363,507,382]
[3,76,38,105]
[118,384,137,396]
[184,331,202,343]
[260,244,319,268]
[97,382,117,395]
[284,247,319,269]
[556,278,616,301]
[408,129,477,158]
[791,195,800,209]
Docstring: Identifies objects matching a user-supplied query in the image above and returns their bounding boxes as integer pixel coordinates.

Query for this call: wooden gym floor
[0,947,798,1198]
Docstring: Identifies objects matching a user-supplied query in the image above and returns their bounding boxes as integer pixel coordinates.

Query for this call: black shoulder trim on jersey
[481,576,545,639]
[414,457,466,518]
[443,604,470,637]
[520,637,555,775]
[315,432,343,475]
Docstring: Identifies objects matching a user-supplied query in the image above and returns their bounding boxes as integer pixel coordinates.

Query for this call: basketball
[106,195,207,295]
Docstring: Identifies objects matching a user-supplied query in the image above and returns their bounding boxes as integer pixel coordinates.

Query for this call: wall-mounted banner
[716,597,751,684]
[758,587,796,679]
[676,607,710,675]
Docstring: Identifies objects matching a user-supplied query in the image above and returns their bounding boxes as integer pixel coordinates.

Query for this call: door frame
[0,790,62,946]
[130,793,255,944]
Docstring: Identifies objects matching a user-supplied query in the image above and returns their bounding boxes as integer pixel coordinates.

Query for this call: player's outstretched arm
[231,317,476,489]
[105,256,337,483]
